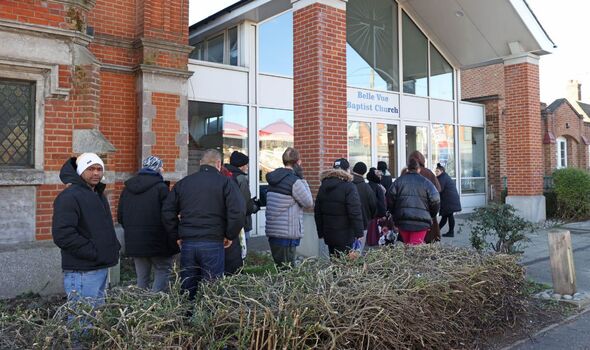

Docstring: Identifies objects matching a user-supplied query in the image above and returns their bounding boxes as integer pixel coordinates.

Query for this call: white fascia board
[189,0,274,41]
[509,0,555,54]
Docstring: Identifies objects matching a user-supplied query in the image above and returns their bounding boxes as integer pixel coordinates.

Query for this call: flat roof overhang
[189,0,555,68]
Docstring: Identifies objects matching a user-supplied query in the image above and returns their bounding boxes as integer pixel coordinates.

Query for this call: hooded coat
[265,167,314,240]
[52,157,121,271]
[352,174,377,229]
[387,172,440,232]
[225,164,259,232]
[117,169,179,257]
[314,169,364,248]
[436,171,462,216]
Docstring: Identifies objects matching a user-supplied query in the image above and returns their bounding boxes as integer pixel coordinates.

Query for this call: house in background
[541,80,590,174]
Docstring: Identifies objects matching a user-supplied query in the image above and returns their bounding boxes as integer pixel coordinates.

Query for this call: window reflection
[402,12,428,96]
[229,27,238,66]
[376,123,398,177]
[431,124,455,177]
[346,0,398,91]
[348,121,372,168]
[206,34,224,63]
[259,12,293,77]
[259,108,294,182]
[188,102,248,174]
[459,126,485,193]
[430,44,453,100]
[405,125,428,167]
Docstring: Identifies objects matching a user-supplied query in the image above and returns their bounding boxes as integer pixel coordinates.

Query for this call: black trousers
[439,214,455,233]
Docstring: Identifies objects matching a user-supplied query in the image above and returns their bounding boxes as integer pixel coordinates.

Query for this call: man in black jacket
[162,149,245,299]
[224,151,259,274]
[351,162,377,231]
[52,153,121,307]
[314,158,364,257]
[118,155,179,292]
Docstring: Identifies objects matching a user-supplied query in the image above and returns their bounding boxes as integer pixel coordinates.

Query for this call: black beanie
[352,162,367,175]
[367,167,380,183]
[230,151,249,167]
[377,161,387,172]
[333,158,350,171]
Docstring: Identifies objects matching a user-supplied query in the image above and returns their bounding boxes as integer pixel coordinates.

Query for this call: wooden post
[548,229,577,295]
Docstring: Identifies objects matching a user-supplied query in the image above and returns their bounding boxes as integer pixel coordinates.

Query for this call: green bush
[466,203,534,254]
[552,168,590,220]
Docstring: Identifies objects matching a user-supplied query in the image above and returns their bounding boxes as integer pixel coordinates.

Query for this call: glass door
[348,118,400,176]
[403,122,429,170]
[376,123,399,178]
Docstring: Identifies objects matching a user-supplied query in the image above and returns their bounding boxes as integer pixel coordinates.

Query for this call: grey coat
[265,168,314,240]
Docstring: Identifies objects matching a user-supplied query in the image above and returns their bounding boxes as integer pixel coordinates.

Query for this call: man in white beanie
[52,153,120,313]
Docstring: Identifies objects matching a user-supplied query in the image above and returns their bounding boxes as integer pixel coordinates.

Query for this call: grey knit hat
[142,155,163,172]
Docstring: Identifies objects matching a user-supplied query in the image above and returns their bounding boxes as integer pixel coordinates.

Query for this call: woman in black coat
[435,163,462,237]
[118,156,179,292]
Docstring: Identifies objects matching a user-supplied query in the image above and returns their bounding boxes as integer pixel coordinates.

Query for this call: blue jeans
[63,268,108,306]
[180,240,225,299]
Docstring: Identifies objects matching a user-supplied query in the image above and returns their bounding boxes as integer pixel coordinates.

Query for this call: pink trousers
[399,229,428,245]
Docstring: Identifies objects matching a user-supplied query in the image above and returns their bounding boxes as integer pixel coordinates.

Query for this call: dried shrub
[1,246,531,349]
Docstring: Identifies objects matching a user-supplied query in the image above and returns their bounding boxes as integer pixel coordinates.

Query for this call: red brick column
[292,0,348,195]
[504,55,545,221]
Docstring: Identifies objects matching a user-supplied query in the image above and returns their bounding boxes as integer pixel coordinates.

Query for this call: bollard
[548,229,577,295]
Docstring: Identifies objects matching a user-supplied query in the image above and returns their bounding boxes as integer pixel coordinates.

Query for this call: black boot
[442,231,454,238]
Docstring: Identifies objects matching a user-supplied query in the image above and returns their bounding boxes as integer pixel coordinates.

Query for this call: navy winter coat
[117,169,179,257]
[436,172,462,216]
[387,172,440,231]
[161,165,245,242]
[352,174,377,230]
[52,157,120,271]
[314,169,364,248]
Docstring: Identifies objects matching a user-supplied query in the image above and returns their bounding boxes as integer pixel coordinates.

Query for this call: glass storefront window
[405,125,428,167]
[376,123,398,177]
[188,102,248,174]
[459,126,485,194]
[431,124,455,177]
[228,27,238,66]
[259,108,294,182]
[259,11,293,77]
[402,12,428,96]
[346,0,398,92]
[348,121,372,168]
[190,42,204,60]
[430,44,453,100]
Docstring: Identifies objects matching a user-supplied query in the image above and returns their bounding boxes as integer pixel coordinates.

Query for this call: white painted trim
[291,0,346,11]
[503,53,540,66]
[508,0,554,54]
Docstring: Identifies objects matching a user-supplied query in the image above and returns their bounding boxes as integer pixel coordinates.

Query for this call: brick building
[0,0,192,297]
[0,0,554,296]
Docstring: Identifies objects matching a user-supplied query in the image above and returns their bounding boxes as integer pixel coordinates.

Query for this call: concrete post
[548,229,577,295]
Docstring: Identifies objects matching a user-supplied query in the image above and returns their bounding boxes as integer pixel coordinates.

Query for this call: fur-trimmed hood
[320,168,353,182]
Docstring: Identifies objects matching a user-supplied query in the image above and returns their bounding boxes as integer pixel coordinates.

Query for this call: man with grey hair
[162,149,245,299]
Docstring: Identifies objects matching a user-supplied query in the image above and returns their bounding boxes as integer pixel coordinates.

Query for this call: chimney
[566,79,582,101]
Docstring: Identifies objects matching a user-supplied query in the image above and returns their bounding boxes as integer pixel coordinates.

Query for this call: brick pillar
[481,98,504,202]
[292,0,348,195]
[135,0,193,181]
[504,54,545,222]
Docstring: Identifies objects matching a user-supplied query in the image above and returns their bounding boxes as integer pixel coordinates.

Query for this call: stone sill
[0,169,45,185]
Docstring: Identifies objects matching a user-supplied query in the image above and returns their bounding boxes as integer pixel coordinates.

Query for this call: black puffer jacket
[117,169,179,257]
[314,169,364,248]
[225,164,259,232]
[437,172,462,216]
[52,157,120,271]
[161,165,245,242]
[387,172,440,231]
[352,174,377,229]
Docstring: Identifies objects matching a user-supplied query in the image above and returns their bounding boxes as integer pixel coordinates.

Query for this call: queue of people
[51,148,460,312]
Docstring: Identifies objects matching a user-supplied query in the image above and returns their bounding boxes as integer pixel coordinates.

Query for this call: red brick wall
[88,0,136,39]
[461,63,505,100]
[504,62,543,196]
[151,93,181,167]
[293,3,347,195]
[0,0,84,30]
[482,99,504,202]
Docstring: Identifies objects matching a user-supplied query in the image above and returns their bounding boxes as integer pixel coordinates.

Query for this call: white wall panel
[188,63,248,104]
[460,194,486,212]
[259,74,293,110]
[400,94,429,121]
[430,99,454,124]
[458,102,485,126]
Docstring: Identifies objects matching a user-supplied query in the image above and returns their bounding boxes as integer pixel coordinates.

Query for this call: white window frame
[556,136,567,169]
[195,26,240,66]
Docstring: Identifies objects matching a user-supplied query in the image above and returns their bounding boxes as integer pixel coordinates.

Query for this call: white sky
[189,0,590,104]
